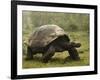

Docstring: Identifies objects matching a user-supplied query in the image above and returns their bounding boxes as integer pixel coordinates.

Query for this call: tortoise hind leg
[42,46,55,63]
[25,46,33,60]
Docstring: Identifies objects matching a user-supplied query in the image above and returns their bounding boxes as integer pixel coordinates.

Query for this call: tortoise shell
[28,25,68,47]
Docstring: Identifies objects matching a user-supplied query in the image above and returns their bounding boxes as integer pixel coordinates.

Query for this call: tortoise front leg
[42,46,55,63]
[64,42,81,61]
[67,47,80,60]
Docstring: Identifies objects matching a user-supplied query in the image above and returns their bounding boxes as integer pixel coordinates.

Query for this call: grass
[22,31,89,69]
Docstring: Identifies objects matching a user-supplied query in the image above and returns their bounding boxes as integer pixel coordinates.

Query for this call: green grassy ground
[22,31,89,68]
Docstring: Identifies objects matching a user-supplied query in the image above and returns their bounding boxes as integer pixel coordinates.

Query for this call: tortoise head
[70,42,81,48]
[64,42,81,50]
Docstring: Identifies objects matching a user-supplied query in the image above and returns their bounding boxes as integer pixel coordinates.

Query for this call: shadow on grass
[23,55,65,63]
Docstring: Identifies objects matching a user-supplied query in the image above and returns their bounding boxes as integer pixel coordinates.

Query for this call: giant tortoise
[25,24,81,63]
